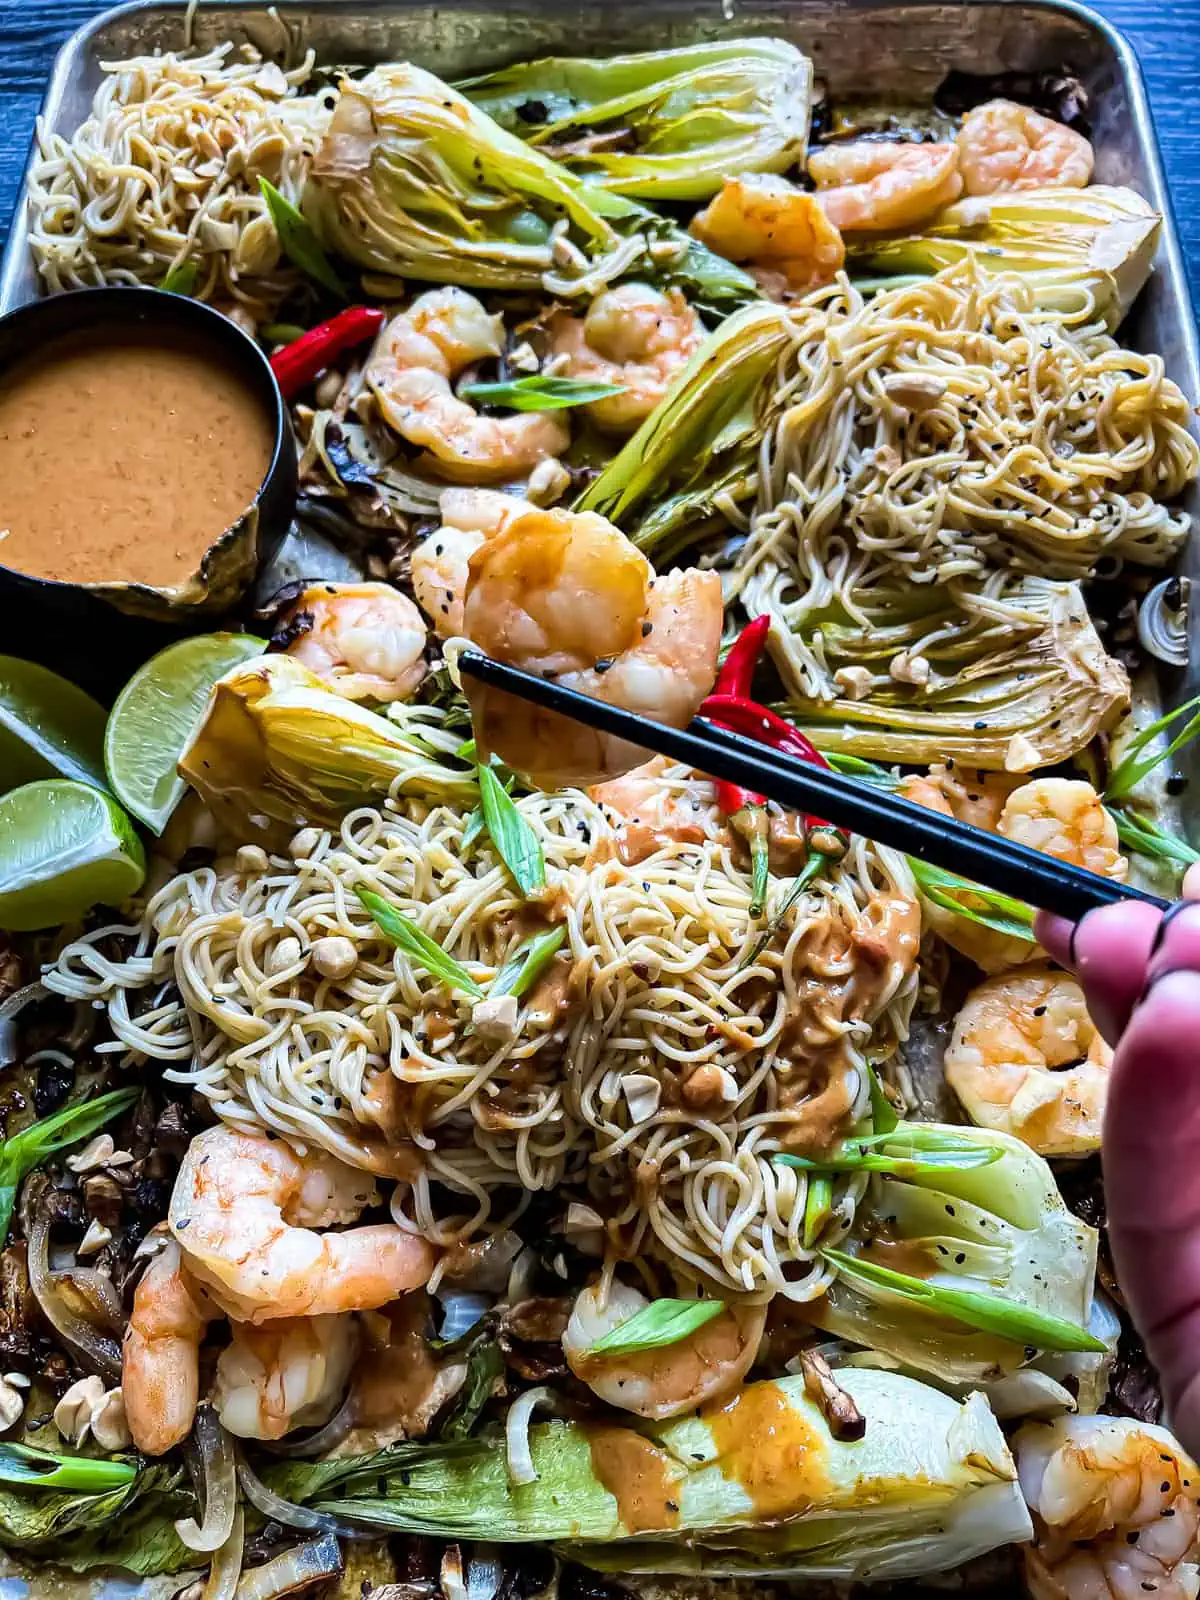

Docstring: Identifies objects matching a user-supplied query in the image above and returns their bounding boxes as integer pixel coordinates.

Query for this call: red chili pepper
[710,617,771,820]
[269,307,386,400]
[709,618,773,911]
[701,692,845,848]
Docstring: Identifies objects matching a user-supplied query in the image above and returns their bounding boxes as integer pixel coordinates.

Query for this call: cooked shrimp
[956,100,1094,195]
[591,754,712,865]
[563,1280,766,1420]
[366,288,570,483]
[808,140,963,232]
[213,1314,358,1441]
[545,284,703,433]
[1015,1415,1200,1600]
[900,764,1034,972]
[689,175,845,296]
[122,1239,212,1456]
[461,507,722,787]
[169,1126,437,1323]
[998,778,1127,881]
[281,582,427,703]
[944,963,1112,1156]
[900,762,1025,833]
[411,489,532,639]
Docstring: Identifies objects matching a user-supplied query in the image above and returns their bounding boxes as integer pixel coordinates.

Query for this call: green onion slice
[478,762,545,895]
[258,178,347,298]
[459,376,625,411]
[822,1248,1106,1353]
[589,1298,724,1357]
[357,888,483,997]
[490,927,566,1001]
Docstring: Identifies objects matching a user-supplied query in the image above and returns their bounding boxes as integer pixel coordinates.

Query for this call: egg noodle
[28,42,333,313]
[46,750,918,1300]
[730,265,1200,707]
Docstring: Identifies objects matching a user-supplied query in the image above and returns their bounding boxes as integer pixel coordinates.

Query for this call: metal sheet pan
[2,0,1198,797]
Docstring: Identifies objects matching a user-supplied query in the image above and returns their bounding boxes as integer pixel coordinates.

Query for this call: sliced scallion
[490,927,566,1001]
[822,1248,1106,1352]
[478,762,545,896]
[259,178,347,298]
[589,1298,724,1356]
[357,888,483,998]
[459,376,625,411]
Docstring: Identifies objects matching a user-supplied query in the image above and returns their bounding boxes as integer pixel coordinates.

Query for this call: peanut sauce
[0,327,273,587]
[587,1426,683,1533]
[703,1382,829,1516]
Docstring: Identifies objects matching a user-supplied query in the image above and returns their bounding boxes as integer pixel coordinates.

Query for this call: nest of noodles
[45,756,919,1301]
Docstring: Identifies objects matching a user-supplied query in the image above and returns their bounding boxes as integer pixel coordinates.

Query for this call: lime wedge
[0,781,146,931]
[105,633,266,834]
[0,655,109,795]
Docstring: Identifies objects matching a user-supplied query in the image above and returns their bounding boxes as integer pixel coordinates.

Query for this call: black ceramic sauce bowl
[0,285,296,693]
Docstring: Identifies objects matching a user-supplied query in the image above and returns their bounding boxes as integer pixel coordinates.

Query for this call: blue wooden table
[0,0,1197,299]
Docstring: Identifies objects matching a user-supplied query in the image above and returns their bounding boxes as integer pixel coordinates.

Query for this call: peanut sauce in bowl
[0,286,295,692]
[0,327,275,589]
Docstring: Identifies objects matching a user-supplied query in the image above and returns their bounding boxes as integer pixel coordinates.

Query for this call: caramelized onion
[236,1459,351,1537]
[178,1406,237,1553]
[204,1505,244,1600]
[27,1217,121,1382]
[258,1389,356,1459]
[0,983,48,1070]
[235,1532,342,1600]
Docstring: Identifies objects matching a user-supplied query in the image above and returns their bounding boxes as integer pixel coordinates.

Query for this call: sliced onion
[54,1268,125,1334]
[440,1545,468,1600]
[442,1230,522,1294]
[235,1532,342,1600]
[258,1388,357,1458]
[504,1385,553,1487]
[504,1247,539,1307]
[467,1550,503,1600]
[0,983,48,1070]
[178,1407,237,1553]
[27,1217,121,1382]
[1138,576,1190,666]
[437,1291,490,1343]
[204,1505,244,1600]
[236,1460,351,1538]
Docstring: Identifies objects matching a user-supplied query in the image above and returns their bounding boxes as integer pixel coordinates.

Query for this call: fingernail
[1139,965,1198,1003]
[1068,912,1089,967]
[1150,899,1195,957]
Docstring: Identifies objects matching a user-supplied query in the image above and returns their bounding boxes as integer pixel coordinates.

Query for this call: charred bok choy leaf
[845,185,1160,331]
[0,1457,192,1572]
[178,654,477,846]
[303,64,756,310]
[293,1372,1031,1579]
[460,39,811,201]
[811,1123,1099,1382]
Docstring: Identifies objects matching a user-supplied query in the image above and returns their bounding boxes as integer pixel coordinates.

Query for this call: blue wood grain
[0,0,1196,302]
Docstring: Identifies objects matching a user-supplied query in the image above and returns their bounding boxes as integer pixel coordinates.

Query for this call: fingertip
[1033,909,1073,967]
[1068,900,1164,1046]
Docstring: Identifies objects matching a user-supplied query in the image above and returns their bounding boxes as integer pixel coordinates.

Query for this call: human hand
[1036,866,1200,1455]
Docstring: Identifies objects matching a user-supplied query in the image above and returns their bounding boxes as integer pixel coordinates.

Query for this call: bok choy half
[812,1123,1099,1384]
[304,64,757,312]
[282,1370,1030,1581]
[178,654,477,846]
[846,185,1161,332]
[459,40,812,201]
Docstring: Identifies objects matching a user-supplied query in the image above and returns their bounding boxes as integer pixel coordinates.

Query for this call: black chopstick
[457,651,1169,921]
